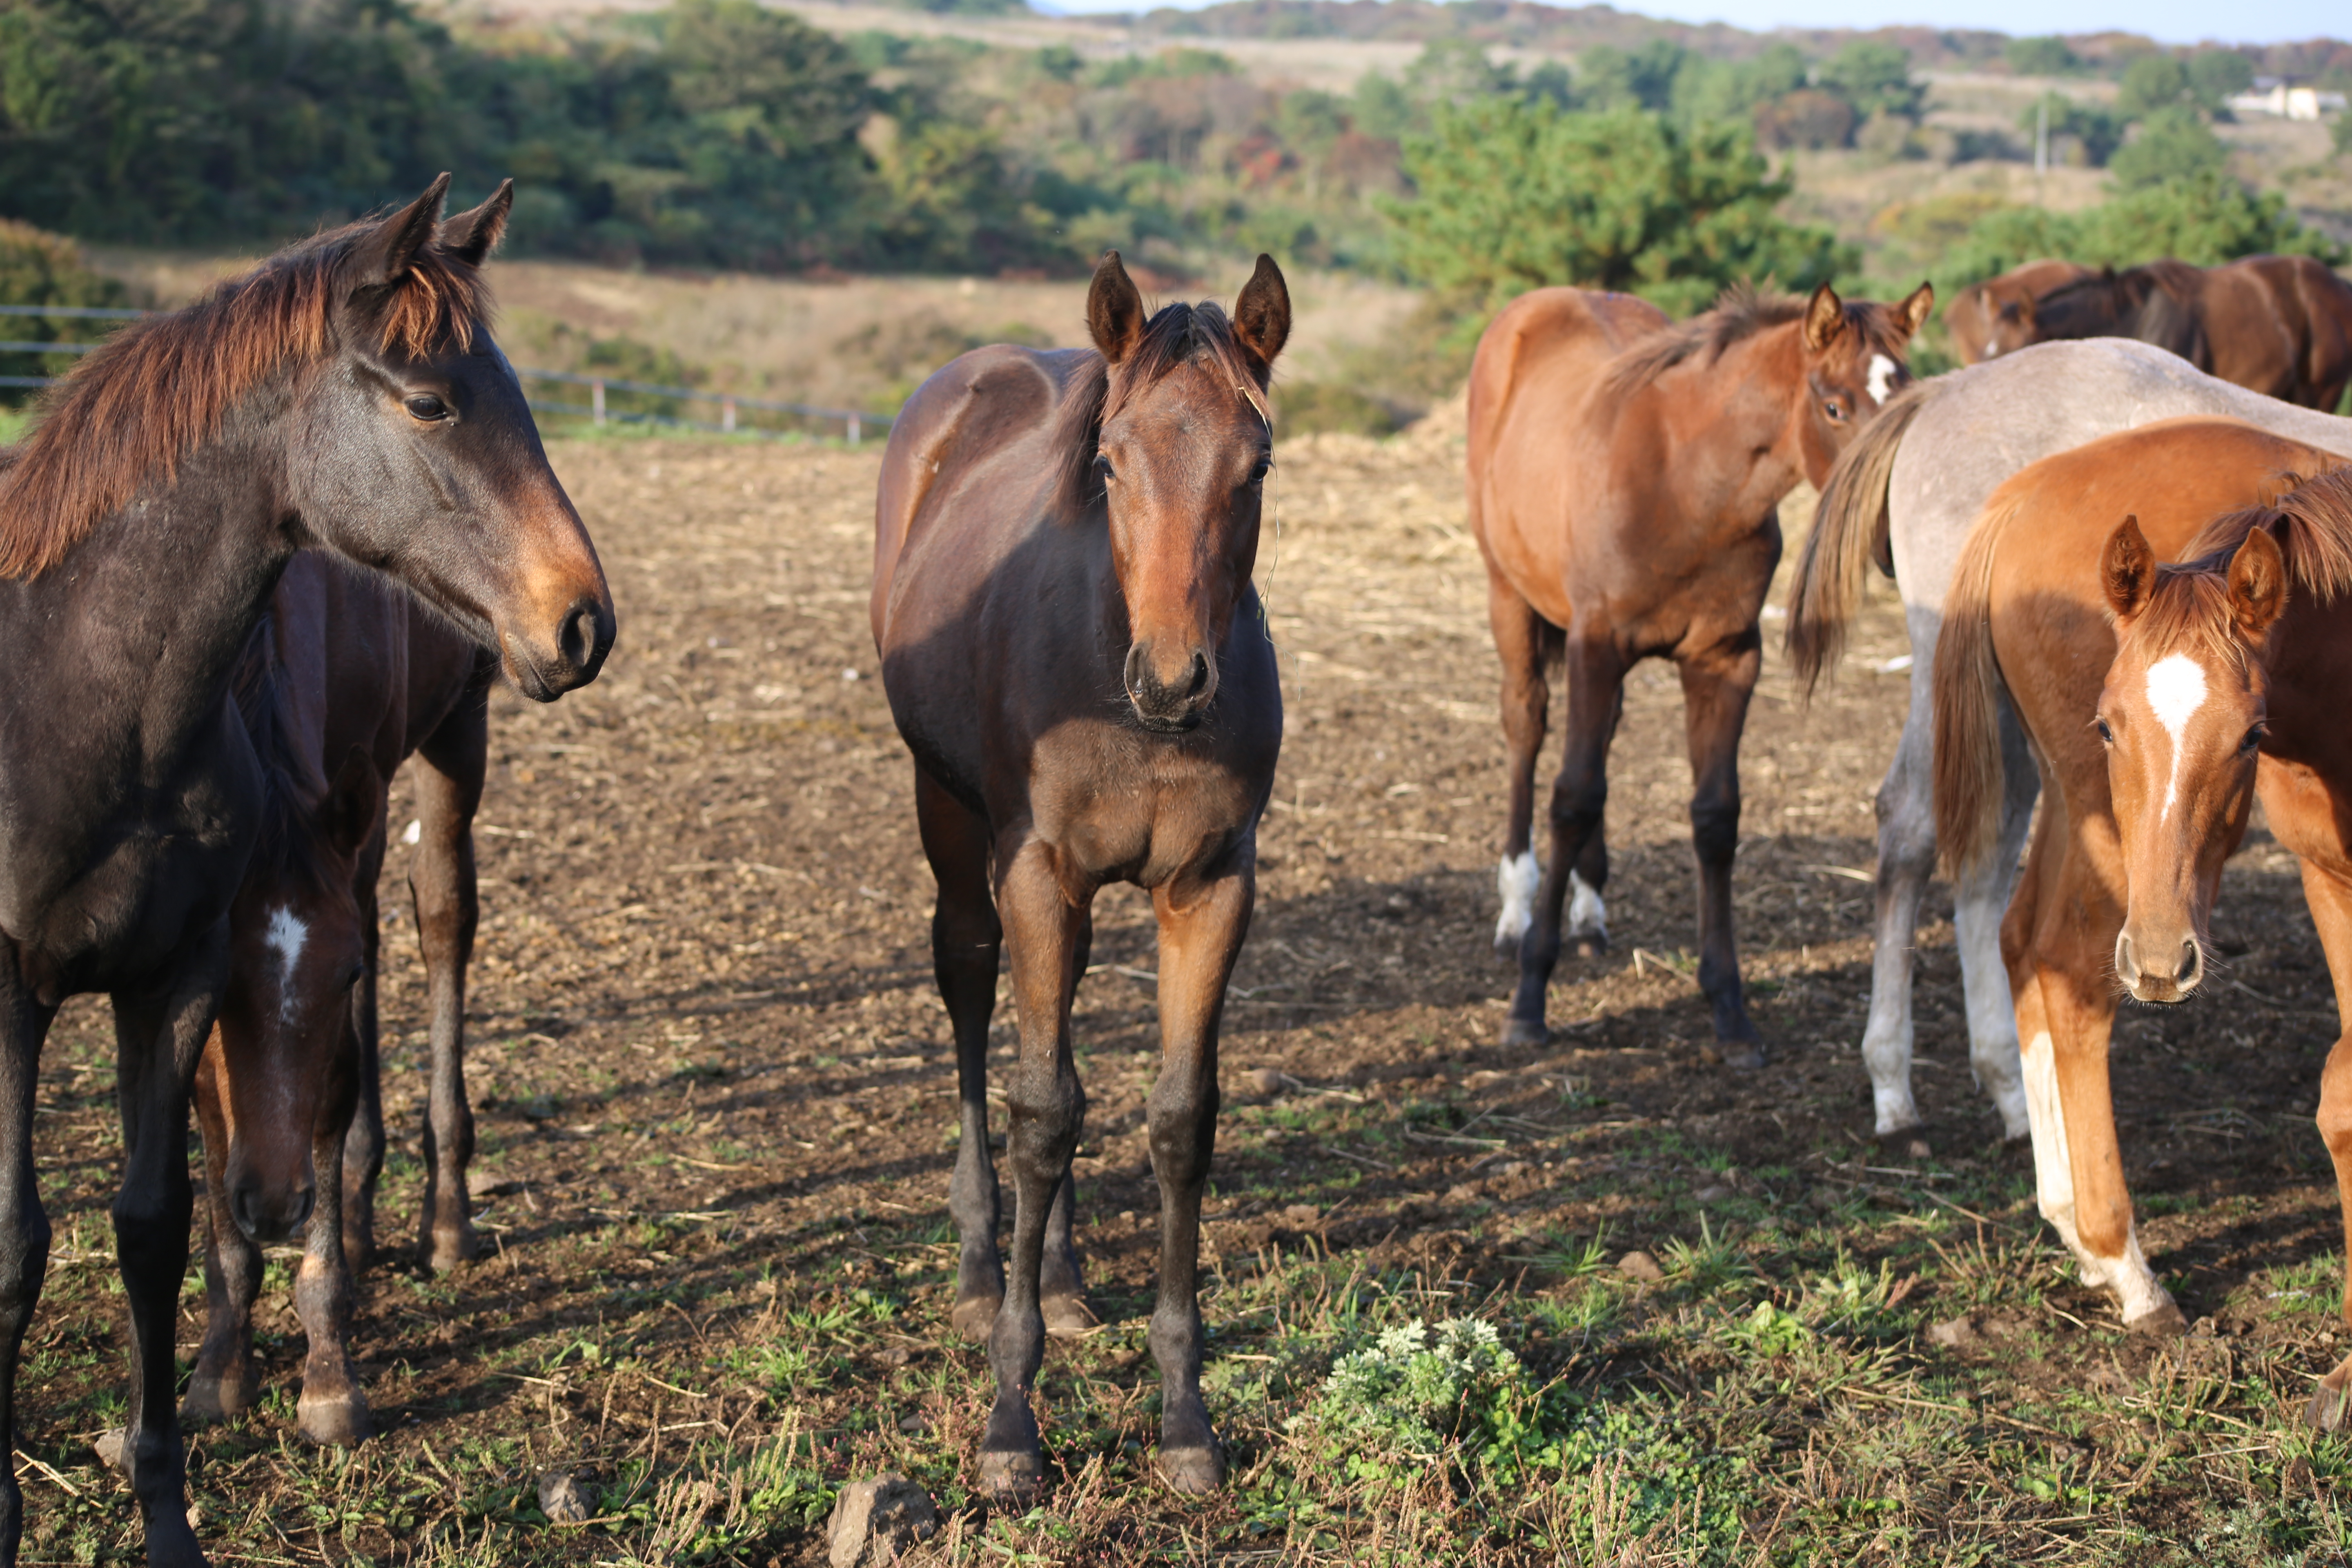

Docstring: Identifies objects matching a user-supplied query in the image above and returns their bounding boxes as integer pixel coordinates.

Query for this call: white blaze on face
[1866,353,1898,405]
[1985,336,2000,359]
[2143,652,2210,822]
[264,906,308,1023]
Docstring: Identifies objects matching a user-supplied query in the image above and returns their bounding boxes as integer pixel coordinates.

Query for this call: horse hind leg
[1503,639,1622,1047]
[0,951,56,1563]
[1487,575,1557,961]
[1564,688,1621,958]
[406,704,486,1274]
[183,1041,262,1424]
[294,1016,372,1446]
[916,772,1012,1343]
[1860,695,1935,1134]
[1678,641,1764,1067]
[1954,698,2035,1141]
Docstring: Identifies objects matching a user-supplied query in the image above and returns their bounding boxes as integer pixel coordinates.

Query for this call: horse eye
[1823,399,1846,422]
[2242,724,2267,755]
[1094,454,1115,483]
[341,963,365,991]
[2095,718,2114,744]
[1249,455,1272,484]
[405,393,448,422]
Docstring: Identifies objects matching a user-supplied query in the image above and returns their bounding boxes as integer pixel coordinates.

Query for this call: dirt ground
[18,417,2352,1565]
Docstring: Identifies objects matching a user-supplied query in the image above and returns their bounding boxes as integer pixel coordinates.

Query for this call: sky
[1040,0,2343,47]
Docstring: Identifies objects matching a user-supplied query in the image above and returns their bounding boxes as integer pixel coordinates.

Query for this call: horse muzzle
[228,1168,317,1245]
[505,593,615,701]
[2115,928,2204,1004]
[1124,640,1216,732]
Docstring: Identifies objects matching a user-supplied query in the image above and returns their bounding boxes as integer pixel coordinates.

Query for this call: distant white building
[2230,80,2346,121]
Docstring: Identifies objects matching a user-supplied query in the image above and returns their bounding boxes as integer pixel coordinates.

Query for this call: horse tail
[1932,493,2014,878]
[1784,376,1935,698]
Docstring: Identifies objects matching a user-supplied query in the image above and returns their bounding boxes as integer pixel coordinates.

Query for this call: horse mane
[1049,299,1269,511]
[1606,283,1803,395]
[2132,461,2352,668]
[228,611,342,900]
[0,217,492,580]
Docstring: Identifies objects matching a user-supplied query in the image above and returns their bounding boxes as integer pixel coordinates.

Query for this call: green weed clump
[1301,1316,1525,1481]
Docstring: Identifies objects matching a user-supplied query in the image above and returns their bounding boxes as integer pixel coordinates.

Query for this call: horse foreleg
[916,772,1009,1342]
[110,929,225,1568]
[1487,573,1555,960]
[405,704,485,1274]
[183,1040,260,1424]
[977,838,1089,1503]
[340,815,386,1276]
[293,1070,371,1447]
[2291,862,2352,1429]
[2008,815,2178,1332]
[1143,864,1251,1493]
[0,947,56,1563]
[1505,639,1622,1047]
[1678,639,1763,1066]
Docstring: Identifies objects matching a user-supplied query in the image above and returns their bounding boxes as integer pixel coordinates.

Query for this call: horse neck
[1646,325,1812,518]
[0,393,298,790]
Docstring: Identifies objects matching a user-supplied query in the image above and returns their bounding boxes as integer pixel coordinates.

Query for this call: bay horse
[1468,278,1932,1062]
[1932,419,2352,1398]
[182,552,492,1446]
[1944,259,2093,365]
[1785,339,2352,1142]
[872,252,1286,1500]
[1986,256,2352,411]
[0,177,611,1565]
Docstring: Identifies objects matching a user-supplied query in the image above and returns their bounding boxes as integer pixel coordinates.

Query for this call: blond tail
[1931,498,2013,877]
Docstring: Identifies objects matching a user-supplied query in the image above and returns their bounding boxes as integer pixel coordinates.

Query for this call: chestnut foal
[181,553,492,1445]
[1936,420,2352,1422]
[1468,279,1931,1060]
[873,253,1286,1499]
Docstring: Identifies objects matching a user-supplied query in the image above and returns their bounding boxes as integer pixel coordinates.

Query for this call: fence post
[847,413,861,445]
[591,379,606,425]
[722,396,736,434]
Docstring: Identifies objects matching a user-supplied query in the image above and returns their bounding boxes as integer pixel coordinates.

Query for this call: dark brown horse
[0,178,610,1565]
[182,552,492,1447]
[872,252,1286,1500]
[1990,255,2352,410]
[1468,279,1931,1062]
[1945,259,2094,365]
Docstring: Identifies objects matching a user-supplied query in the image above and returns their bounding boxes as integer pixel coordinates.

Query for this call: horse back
[871,344,1096,650]
[1467,289,1668,541]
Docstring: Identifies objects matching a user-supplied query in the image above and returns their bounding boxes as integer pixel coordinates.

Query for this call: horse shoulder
[872,345,1073,642]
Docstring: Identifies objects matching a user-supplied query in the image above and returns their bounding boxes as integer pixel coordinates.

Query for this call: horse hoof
[425,1230,475,1274]
[1155,1444,1226,1494]
[1709,1040,1766,1071]
[951,1294,1002,1343]
[1570,933,1608,959]
[1492,933,1520,964]
[180,1373,253,1425]
[2126,1302,2188,1339]
[1500,1018,1548,1048]
[977,1446,1042,1504]
[140,1509,205,1568]
[2305,1382,2350,1432]
[297,1391,376,1447]
[1042,1292,1100,1339]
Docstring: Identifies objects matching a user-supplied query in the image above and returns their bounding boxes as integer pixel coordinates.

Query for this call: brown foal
[1469,279,1931,1061]
[872,253,1287,1499]
[1945,259,2094,365]
[1936,420,2352,1420]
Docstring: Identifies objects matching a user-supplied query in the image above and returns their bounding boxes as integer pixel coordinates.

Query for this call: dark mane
[2132,461,2352,667]
[1050,299,1269,512]
[0,217,492,580]
[1604,282,1913,397]
[228,610,341,899]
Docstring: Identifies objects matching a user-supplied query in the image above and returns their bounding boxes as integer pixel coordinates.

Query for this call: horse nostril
[559,601,602,675]
[2115,933,2136,979]
[2179,939,2202,985]
[1123,643,1147,697]
[1185,652,1210,698]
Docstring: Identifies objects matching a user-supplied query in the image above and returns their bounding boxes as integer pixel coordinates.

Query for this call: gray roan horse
[0,178,612,1566]
[872,252,1286,1501]
[1782,339,2352,1185]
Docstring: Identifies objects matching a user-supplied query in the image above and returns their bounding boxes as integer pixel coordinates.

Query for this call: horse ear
[349,173,452,291]
[1232,254,1290,371]
[1803,283,1845,353]
[1895,281,1933,339]
[324,748,385,858]
[439,179,514,268]
[2227,525,2288,639]
[1088,250,1146,367]
[2101,515,2157,621]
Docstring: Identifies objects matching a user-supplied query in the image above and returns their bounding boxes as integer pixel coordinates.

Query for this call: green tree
[1385,99,1849,315]
[1575,41,1690,114]
[2186,49,2253,109]
[2018,93,2125,166]
[2108,105,2227,191]
[2005,36,2079,76]
[1817,40,1923,122]
[2116,54,2194,118]
[0,218,130,399]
